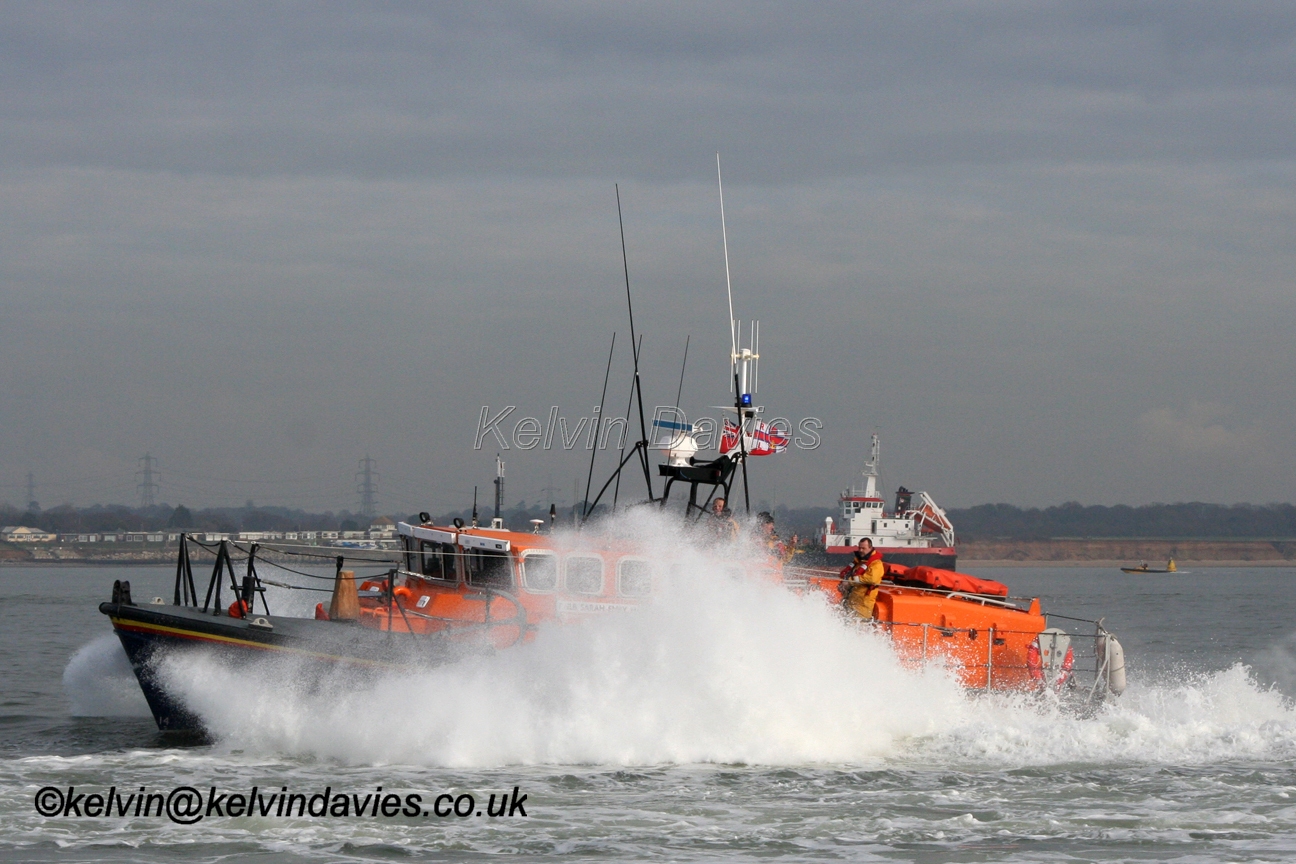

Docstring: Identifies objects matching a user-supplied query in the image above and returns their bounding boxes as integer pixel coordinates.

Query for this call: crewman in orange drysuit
[841,537,885,619]
[757,511,792,562]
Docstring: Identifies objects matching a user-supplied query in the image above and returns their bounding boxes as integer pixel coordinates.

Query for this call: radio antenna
[582,332,616,522]
[674,334,690,408]
[718,154,738,384]
[718,154,753,513]
[613,334,644,511]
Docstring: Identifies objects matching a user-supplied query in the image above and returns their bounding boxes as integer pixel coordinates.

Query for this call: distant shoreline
[4,537,1295,568]
[958,537,1296,565]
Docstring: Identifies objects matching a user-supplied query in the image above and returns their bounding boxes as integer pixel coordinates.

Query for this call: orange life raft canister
[892,564,1009,597]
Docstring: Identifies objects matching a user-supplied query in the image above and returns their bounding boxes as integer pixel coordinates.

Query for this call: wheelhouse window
[420,541,459,582]
[465,548,513,589]
[403,536,416,574]
[565,556,604,595]
[521,551,558,593]
[618,558,652,597]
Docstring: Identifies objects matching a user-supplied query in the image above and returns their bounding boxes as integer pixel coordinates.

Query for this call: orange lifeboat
[363,520,1124,698]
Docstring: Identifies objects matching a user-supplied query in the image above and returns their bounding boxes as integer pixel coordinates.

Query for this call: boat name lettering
[557,599,638,614]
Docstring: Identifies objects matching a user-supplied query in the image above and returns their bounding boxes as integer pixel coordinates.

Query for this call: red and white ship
[821,434,957,569]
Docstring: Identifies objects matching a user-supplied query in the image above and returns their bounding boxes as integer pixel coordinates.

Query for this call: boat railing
[877,616,1116,697]
[782,565,1026,609]
[176,534,395,616]
[167,535,530,647]
[941,591,1022,610]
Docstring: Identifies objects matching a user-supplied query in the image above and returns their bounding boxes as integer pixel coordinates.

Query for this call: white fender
[1098,635,1127,696]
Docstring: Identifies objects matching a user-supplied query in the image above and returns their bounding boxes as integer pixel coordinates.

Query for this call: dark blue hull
[101,600,463,733]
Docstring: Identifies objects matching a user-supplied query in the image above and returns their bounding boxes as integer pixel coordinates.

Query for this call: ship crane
[907,491,956,548]
[821,433,958,569]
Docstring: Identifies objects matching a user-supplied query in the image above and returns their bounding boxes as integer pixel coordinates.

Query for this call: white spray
[94,510,1296,768]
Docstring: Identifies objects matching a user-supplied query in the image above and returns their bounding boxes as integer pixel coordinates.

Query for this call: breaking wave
[137,511,1296,768]
[62,634,152,718]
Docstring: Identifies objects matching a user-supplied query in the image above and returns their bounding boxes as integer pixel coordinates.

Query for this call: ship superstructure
[822,434,956,568]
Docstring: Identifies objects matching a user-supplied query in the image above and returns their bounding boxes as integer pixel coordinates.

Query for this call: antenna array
[717,155,760,403]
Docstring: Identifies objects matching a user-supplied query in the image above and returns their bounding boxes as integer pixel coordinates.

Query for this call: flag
[720,418,741,454]
[751,419,790,454]
[720,418,789,456]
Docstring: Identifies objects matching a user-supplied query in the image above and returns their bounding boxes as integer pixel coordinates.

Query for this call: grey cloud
[6,4,1296,180]
[2,4,1296,511]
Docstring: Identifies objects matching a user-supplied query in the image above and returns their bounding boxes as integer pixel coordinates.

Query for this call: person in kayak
[841,537,884,619]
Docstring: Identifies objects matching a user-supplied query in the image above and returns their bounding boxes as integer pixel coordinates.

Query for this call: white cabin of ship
[822,433,955,550]
[841,497,911,533]
[832,493,931,548]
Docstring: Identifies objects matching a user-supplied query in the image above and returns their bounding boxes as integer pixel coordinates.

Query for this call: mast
[674,335,690,409]
[863,433,879,498]
[718,155,757,513]
[493,454,505,522]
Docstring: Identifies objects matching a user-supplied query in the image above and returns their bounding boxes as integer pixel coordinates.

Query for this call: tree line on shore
[947,501,1296,541]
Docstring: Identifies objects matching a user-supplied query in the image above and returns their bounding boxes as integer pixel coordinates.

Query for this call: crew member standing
[708,496,739,541]
[841,537,885,619]
[756,511,791,562]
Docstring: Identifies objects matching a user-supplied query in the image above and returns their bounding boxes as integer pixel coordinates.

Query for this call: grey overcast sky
[2,1,1295,513]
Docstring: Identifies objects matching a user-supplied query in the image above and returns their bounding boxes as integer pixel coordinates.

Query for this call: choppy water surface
[4,546,1296,862]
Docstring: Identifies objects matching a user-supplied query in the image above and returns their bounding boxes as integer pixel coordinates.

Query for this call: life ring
[1027,640,1043,682]
[393,586,414,602]
[227,598,249,619]
[1055,645,1075,688]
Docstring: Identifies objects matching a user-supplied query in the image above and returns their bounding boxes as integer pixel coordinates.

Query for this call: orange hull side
[873,588,1045,689]
[805,576,1045,689]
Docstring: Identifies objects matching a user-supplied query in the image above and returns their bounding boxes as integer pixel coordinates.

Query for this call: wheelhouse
[378,521,658,646]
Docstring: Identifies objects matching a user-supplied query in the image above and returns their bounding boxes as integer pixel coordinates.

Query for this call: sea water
[4,529,1296,862]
